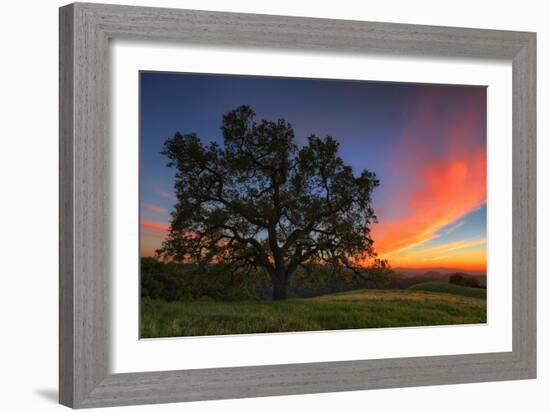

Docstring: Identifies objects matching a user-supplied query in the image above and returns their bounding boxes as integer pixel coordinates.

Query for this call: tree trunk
[272,276,288,300]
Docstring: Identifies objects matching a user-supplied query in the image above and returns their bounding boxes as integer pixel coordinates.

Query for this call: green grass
[408,282,487,299]
[141,287,486,338]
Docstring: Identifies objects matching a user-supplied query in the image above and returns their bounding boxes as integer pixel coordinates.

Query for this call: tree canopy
[157,105,387,299]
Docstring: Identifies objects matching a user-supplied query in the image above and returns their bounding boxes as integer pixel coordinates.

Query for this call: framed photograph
[59,2,536,408]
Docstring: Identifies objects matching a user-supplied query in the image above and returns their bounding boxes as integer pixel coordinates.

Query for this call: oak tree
[157,105,385,299]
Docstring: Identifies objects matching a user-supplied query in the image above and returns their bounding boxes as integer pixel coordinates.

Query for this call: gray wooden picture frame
[59,2,536,409]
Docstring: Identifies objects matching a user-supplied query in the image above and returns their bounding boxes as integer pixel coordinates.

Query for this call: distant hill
[408,282,487,299]
[171,262,486,293]
[385,269,486,289]
[393,266,486,277]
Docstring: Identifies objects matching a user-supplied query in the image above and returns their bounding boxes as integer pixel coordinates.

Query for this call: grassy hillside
[141,288,486,338]
[408,282,487,299]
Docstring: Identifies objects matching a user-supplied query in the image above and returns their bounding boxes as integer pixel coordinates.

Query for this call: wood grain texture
[59,2,537,408]
[60,3,109,407]
[59,4,74,406]
[512,34,537,373]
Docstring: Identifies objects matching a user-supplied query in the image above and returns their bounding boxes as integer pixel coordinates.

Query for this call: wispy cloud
[382,238,486,270]
[371,88,486,271]
[140,219,169,244]
[142,203,166,213]
[438,220,465,236]
[140,219,169,231]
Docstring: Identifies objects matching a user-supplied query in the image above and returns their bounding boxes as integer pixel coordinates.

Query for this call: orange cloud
[142,203,166,213]
[140,219,169,232]
[140,219,169,241]
[140,219,170,256]
[373,152,486,256]
[372,88,486,270]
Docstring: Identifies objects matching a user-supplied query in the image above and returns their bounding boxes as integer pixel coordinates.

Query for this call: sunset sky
[140,72,487,272]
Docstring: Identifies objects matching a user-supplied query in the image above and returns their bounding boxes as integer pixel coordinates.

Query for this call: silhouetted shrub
[449,273,481,288]
[140,258,258,301]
